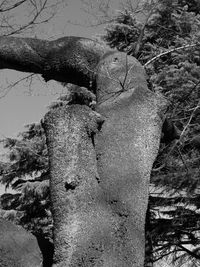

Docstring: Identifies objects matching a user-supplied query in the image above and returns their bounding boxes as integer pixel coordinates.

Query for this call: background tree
[102,0,200,266]
[0,122,53,266]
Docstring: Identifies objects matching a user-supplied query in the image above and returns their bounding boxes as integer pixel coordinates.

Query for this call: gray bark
[43,51,166,266]
[94,52,164,266]
[43,105,105,266]
[0,36,109,89]
[0,36,167,266]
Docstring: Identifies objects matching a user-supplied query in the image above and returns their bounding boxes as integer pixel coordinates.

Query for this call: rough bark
[0,35,167,266]
[94,52,165,266]
[43,51,166,266]
[0,36,111,89]
[43,104,105,267]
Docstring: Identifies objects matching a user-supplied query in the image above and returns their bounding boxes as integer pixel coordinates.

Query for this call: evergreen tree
[0,123,52,241]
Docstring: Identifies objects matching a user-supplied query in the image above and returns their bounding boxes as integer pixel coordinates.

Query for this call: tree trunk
[94,52,164,266]
[44,52,166,266]
[43,104,105,266]
[0,34,166,266]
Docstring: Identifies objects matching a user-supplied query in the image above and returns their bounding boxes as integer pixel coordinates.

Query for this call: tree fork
[43,51,166,266]
[0,35,167,266]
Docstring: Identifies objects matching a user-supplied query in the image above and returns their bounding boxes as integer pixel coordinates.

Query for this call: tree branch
[0,36,111,90]
[144,44,198,67]
[177,244,200,261]
[0,0,27,12]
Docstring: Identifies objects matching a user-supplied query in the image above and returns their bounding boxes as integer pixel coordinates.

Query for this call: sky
[0,0,140,193]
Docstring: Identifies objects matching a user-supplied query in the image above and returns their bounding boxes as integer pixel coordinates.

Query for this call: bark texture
[94,52,165,266]
[43,52,166,266]
[0,36,111,89]
[0,35,167,266]
[43,104,105,267]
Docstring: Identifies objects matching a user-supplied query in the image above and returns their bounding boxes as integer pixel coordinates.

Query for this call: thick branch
[0,36,111,90]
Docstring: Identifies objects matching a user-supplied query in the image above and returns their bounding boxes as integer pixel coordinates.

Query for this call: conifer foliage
[0,123,52,241]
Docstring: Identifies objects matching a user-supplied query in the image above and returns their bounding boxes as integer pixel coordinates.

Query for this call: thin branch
[133,3,156,57]
[144,44,198,67]
[153,251,175,262]
[177,244,200,261]
[0,74,34,99]
[4,0,50,36]
[176,147,189,173]
[0,0,27,12]
[162,101,200,159]
[180,103,200,139]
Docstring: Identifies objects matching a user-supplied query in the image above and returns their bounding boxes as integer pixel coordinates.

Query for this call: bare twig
[144,44,198,67]
[0,74,34,99]
[177,147,189,173]
[5,0,49,36]
[0,0,61,36]
[162,102,200,161]
[180,103,200,139]
[132,2,157,57]
[0,0,27,12]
